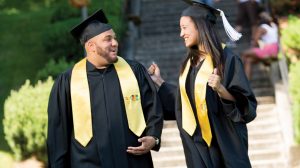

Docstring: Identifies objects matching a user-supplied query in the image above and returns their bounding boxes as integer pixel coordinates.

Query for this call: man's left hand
[127,136,156,155]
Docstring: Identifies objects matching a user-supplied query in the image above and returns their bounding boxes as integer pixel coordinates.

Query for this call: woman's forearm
[216,85,236,102]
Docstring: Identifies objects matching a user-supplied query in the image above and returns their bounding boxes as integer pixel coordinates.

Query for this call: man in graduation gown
[148,1,257,167]
[47,9,163,168]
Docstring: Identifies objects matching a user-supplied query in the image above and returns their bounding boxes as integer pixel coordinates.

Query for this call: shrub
[3,78,54,162]
[36,58,74,81]
[281,15,300,64]
[289,62,300,143]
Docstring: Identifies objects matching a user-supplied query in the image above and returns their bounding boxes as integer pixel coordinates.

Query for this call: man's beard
[96,46,118,64]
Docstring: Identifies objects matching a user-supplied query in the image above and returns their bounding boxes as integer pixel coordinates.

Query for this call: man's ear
[85,41,95,52]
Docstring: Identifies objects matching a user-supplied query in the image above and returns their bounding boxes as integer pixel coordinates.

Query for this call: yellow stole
[179,55,213,147]
[71,56,146,147]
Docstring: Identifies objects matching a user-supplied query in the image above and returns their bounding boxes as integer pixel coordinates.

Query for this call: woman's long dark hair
[180,16,225,78]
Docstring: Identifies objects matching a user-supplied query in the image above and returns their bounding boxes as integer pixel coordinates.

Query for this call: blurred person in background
[242,11,279,79]
[235,0,262,43]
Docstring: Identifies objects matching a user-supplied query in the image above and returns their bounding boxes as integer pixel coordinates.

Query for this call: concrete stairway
[131,0,291,167]
[248,104,289,168]
[151,104,290,168]
[151,121,185,168]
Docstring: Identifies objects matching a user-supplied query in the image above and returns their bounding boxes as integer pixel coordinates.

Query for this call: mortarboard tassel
[217,9,242,41]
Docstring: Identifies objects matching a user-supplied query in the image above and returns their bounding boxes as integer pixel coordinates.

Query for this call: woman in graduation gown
[148,1,257,167]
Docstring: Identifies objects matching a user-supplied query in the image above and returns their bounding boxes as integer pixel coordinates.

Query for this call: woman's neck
[197,46,207,63]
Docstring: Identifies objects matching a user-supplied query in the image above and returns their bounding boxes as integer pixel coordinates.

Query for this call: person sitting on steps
[242,11,279,80]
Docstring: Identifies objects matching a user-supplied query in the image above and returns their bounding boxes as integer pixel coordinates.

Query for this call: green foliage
[0,10,53,151]
[42,0,126,62]
[100,0,126,40]
[36,58,74,81]
[42,17,84,61]
[3,78,54,162]
[281,15,300,63]
[282,17,300,143]
[0,0,60,11]
[50,2,80,23]
[270,0,300,16]
[289,62,300,143]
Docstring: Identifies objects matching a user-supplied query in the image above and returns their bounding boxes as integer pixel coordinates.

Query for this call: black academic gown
[158,47,257,168]
[47,59,163,168]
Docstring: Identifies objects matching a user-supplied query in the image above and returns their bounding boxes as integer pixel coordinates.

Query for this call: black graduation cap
[181,0,220,24]
[181,0,242,41]
[70,9,112,44]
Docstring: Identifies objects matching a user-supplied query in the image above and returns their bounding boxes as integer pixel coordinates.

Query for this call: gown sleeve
[47,72,72,168]
[131,62,164,151]
[157,82,177,120]
[221,48,257,123]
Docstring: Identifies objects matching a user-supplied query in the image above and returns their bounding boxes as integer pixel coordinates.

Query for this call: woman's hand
[148,63,165,87]
[208,68,236,101]
[208,68,222,92]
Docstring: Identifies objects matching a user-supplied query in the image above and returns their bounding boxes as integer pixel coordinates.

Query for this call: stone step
[160,133,282,150]
[248,138,282,150]
[250,109,277,121]
[141,0,186,12]
[249,148,284,161]
[151,155,186,167]
[161,136,182,147]
[247,119,279,132]
[141,14,236,25]
[136,35,183,48]
[251,113,277,123]
[250,79,273,89]
[251,159,288,168]
[162,121,178,128]
[249,128,282,140]
[256,103,276,112]
[136,43,185,53]
[161,128,181,139]
[248,122,281,132]
[153,146,184,156]
[253,87,275,97]
[256,96,276,104]
[251,74,272,83]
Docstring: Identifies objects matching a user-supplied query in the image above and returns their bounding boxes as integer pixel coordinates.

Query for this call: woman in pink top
[242,11,279,79]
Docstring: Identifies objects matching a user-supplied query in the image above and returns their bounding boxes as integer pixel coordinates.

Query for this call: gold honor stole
[179,55,213,147]
[71,56,146,147]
